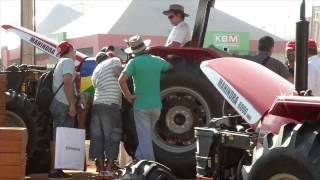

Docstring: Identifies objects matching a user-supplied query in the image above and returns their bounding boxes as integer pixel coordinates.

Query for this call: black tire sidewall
[248,123,320,180]
[5,92,51,174]
[153,65,223,178]
[249,149,315,180]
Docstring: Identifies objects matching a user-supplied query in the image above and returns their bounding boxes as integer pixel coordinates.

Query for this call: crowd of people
[48,4,180,179]
[49,36,172,180]
[47,3,320,180]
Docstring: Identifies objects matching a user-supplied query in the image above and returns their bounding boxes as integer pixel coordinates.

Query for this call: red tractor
[2,0,222,177]
[194,0,320,180]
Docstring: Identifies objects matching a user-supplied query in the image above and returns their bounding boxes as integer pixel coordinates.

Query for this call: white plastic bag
[55,127,85,170]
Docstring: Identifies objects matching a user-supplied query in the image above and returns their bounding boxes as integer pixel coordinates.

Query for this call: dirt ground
[25,141,118,180]
[24,141,189,180]
[25,163,190,180]
[26,161,99,180]
[26,171,97,180]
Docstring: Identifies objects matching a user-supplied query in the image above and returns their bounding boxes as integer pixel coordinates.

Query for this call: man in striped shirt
[89,52,123,177]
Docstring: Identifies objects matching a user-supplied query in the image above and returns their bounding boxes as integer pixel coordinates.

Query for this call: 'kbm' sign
[215,34,241,44]
[204,31,249,54]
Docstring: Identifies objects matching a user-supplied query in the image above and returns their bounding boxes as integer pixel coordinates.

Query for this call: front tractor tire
[153,62,223,178]
[245,122,320,180]
[5,91,51,174]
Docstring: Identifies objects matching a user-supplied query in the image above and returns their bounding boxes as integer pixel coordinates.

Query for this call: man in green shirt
[118,35,171,160]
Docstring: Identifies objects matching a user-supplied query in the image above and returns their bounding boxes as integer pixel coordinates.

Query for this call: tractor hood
[201,58,294,125]
[1,24,87,68]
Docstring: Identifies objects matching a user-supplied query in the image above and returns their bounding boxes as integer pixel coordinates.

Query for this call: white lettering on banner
[200,63,261,124]
[216,35,240,44]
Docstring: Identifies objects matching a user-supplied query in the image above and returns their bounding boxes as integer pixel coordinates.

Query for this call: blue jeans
[134,108,161,161]
[50,98,75,141]
[89,104,122,160]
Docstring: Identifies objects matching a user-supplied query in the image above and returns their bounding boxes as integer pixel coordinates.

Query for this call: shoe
[48,170,72,180]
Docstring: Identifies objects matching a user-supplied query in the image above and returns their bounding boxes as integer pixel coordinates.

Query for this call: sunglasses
[168,15,175,19]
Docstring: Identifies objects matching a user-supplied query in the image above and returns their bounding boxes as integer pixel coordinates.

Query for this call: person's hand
[127,94,136,104]
[79,94,88,109]
[292,90,299,96]
[68,104,77,119]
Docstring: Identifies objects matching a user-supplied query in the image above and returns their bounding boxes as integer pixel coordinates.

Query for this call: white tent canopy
[38,0,283,41]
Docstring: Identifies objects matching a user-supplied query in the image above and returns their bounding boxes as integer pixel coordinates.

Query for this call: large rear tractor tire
[153,61,223,178]
[5,90,51,174]
[244,122,320,180]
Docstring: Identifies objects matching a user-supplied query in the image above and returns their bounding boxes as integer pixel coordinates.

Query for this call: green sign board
[35,32,67,55]
[204,31,249,54]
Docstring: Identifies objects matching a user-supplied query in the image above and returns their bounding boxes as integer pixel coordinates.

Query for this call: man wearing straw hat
[163,4,192,47]
[118,35,172,161]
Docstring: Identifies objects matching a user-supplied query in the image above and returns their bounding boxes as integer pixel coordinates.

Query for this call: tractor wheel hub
[166,106,193,134]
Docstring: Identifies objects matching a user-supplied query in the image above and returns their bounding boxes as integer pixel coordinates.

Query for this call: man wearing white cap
[164,4,192,47]
[118,35,172,161]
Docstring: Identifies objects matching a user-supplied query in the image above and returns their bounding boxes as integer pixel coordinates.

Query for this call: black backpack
[35,68,63,114]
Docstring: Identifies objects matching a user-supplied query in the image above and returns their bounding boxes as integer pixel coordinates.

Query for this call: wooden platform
[0,127,27,180]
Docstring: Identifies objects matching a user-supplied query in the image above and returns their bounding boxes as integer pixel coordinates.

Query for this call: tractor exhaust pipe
[192,0,215,48]
[295,0,309,93]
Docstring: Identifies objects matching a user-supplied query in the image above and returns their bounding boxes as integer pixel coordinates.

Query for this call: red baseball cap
[308,39,317,49]
[57,41,74,56]
[286,40,296,51]
[285,40,318,51]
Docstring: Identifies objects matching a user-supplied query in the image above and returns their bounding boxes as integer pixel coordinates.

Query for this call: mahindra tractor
[193,1,320,180]
[1,0,319,179]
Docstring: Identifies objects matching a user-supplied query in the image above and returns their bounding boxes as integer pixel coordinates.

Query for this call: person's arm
[278,63,293,83]
[62,59,77,118]
[118,60,136,103]
[63,73,76,118]
[118,72,135,103]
